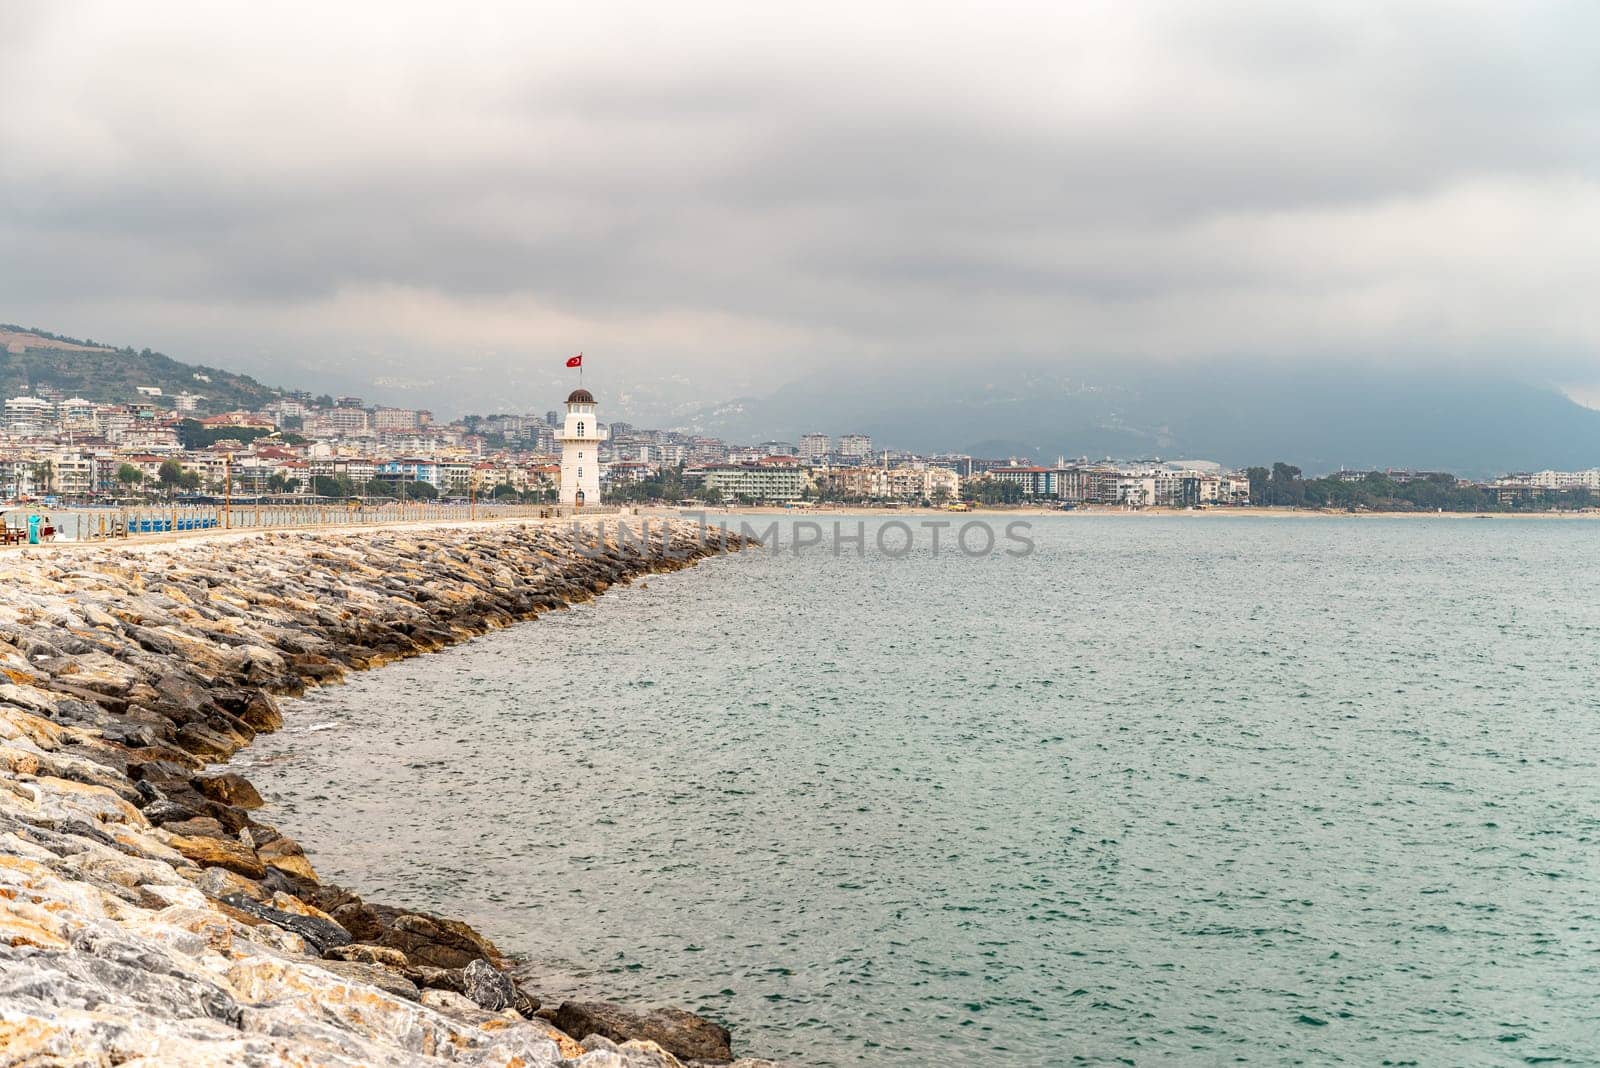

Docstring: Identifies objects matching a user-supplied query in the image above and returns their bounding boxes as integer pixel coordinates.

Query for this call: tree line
[1247,463,1594,512]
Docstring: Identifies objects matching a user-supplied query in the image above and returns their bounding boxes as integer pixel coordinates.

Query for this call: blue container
[27,515,40,544]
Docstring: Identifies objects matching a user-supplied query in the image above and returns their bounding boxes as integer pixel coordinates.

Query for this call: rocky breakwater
[0,519,777,1067]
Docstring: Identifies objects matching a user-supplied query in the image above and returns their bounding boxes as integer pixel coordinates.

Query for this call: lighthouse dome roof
[566,389,595,404]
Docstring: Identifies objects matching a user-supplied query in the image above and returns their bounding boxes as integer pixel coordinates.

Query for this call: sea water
[241,516,1600,1065]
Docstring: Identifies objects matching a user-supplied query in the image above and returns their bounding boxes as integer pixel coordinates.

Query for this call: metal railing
[0,501,623,545]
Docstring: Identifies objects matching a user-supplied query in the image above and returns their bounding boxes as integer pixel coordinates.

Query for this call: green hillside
[1,325,284,413]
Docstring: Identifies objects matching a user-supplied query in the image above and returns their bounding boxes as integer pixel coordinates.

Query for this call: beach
[660,504,1600,520]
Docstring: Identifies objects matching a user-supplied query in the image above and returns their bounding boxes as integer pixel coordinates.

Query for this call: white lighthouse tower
[556,388,601,507]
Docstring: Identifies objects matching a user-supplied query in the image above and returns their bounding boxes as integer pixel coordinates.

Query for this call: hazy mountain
[11,321,1596,477]
[668,365,1600,477]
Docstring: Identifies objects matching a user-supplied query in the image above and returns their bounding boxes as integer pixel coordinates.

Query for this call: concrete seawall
[0,518,773,1067]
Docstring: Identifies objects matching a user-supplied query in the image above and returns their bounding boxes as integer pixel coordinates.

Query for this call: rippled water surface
[240,517,1600,1065]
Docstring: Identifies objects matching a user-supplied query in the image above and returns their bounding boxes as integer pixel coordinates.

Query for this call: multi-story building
[92,455,124,497]
[199,411,277,432]
[437,461,472,496]
[376,459,440,488]
[990,466,1059,498]
[686,462,806,502]
[800,433,831,462]
[325,408,370,435]
[1152,469,1221,507]
[1053,466,1111,504]
[830,465,961,501]
[836,433,872,461]
[1109,474,1156,507]
[1522,468,1600,490]
[687,438,730,464]
[4,396,54,436]
[116,426,182,452]
[987,461,1236,507]
[45,450,96,498]
[373,407,423,431]
[603,460,654,487]
[57,398,98,432]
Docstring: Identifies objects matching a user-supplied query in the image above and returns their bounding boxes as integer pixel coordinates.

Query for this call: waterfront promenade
[0,501,620,547]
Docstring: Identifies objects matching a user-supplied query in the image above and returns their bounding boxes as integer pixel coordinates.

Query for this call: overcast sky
[2,1,1597,414]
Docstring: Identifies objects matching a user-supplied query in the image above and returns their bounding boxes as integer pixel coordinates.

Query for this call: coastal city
[2,378,1597,512]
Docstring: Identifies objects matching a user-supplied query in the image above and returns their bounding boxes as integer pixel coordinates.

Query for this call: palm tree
[30,459,54,496]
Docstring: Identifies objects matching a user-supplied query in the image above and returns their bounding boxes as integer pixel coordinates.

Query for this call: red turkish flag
[566,353,583,368]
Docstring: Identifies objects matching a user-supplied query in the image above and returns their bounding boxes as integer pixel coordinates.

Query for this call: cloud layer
[3,1,1596,413]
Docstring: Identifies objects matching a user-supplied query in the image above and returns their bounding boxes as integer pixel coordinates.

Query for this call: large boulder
[323,898,501,969]
[164,834,266,879]
[220,894,351,955]
[153,671,213,719]
[194,864,269,903]
[173,723,240,761]
[254,834,316,881]
[240,690,283,731]
[325,943,410,968]
[313,959,420,1001]
[461,957,516,1012]
[192,771,264,809]
[553,1001,733,1063]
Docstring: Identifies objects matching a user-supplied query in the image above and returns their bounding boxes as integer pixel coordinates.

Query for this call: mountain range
[665,364,1600,478]
[6,324,1598,477]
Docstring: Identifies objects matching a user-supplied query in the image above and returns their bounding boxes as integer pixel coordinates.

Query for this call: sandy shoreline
[651,504,1600,520]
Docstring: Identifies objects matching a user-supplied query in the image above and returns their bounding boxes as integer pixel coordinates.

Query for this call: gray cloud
[2,0,1597,416]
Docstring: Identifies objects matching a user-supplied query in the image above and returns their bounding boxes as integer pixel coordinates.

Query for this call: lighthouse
[556,388,601,507]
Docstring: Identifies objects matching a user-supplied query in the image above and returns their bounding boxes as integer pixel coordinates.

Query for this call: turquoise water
[243,517,1600,1065]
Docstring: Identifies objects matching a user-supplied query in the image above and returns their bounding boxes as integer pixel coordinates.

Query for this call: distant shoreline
[645,504,1600,521]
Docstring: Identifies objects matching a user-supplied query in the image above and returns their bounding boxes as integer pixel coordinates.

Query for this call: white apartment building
[45,450,96,497]
[1111,474,1157,507]
[58,398,98,431]
[115,426,182,452]
[1522,468,1600,490]
[837,433,872,460]
[4,396,54,435]
[373,407,423,431]
[326,408,370,435]
[687,462,806,502]
[800,433,831,462]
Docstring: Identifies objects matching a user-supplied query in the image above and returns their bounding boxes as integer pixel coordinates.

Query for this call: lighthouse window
[577,421,585,436]
[578,468,583,477]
